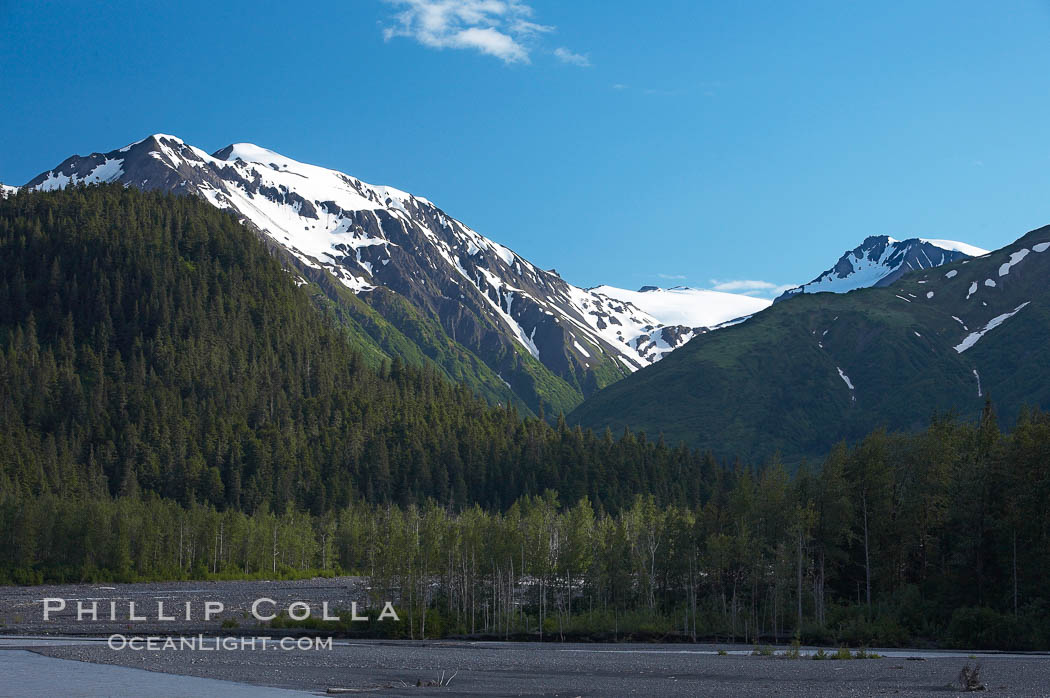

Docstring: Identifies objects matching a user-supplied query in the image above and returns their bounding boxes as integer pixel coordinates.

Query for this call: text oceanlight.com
[107,635,334,651]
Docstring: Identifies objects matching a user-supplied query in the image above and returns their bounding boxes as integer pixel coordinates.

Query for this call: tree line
[2,407,1048,650]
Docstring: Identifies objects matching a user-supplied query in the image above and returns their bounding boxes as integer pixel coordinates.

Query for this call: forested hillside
[0,185,720,515]
[4,407,1048,650]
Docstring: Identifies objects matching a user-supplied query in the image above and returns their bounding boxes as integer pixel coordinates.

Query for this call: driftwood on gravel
[959,663,985,692]
[327,670,458,694]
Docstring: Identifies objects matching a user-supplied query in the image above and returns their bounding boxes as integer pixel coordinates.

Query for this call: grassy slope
[293,262,525,410]
[291,257,597,417]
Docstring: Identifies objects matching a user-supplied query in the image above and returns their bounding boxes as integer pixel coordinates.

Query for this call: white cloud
[657,273,686,280]
[708,279,797,297]
[554,47,590,67]
[453,26,528,61]
[382,0,554,64]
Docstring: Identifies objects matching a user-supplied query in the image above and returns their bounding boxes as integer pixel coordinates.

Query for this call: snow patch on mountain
[954,302,1031,353]
[35,157,125,191]
[999,248,1029,277]
[919,239,990,257]
[591,285,770,328]
[837,367,856,403]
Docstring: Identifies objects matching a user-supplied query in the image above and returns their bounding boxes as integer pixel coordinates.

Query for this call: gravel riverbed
[12,640,1050,697]
[2,579,1049,696]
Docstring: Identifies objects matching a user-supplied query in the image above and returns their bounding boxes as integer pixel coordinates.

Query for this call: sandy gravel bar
[14,640,1050,697]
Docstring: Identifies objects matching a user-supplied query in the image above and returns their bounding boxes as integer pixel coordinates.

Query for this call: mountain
[0,185,725,512]
[21,134,754,416]
[775,235,989,302]
[570,225,1050,463]
[589,285,771,361]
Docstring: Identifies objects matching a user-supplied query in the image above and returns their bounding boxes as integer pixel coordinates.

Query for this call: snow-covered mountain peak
[119,133,186,149]
[115,134,193,158]
[776,235,987,302]
[23,133,777,410]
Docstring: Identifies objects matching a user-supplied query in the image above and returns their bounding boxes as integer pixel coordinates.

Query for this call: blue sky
[3,1,1050,296]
